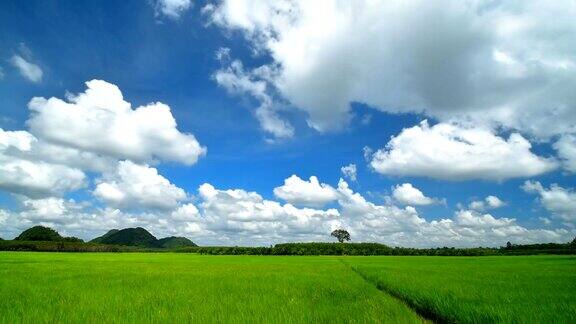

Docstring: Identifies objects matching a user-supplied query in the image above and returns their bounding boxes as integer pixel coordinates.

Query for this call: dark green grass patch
[348,256,576,323]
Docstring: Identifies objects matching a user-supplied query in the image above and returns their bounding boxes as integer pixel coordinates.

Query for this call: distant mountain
[90,227,158,247]
[15,226,63,241]
[13,226,84,242]
[157,236,197,249]
[90,228,196,249]
[90,229,120,244]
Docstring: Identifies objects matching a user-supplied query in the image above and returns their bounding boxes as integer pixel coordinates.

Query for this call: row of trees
[181,241,575,256]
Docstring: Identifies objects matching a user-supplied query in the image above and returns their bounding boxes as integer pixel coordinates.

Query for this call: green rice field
[0,252,574,323]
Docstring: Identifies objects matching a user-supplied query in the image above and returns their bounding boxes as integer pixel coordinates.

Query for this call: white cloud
[369,121,557,181]
[154,0,192,19]
[455,210,514,229]
[392,183,437,206]
[273,175,339,207]
[0,129,86,198]
[337,179,427,237]
[340,163,357,182]
[210,1,576,185]
[27,80,206,165]
[336,179,571,247]
[10,55,43,83]
[486,196,505,209]
[18,197,85,224]
[199,182,341,245]
[554,134,576,173]
[469,195,505,211]
[522,181,576,222]
[94,161,187,210]
[214,60,293,139]
[0,179,572,246]
[0,128,115,173]
[208,0,576,140]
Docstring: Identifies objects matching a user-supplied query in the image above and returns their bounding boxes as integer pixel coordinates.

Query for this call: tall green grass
[348,256,576,323]
[1,253,573,323]
[0,252,421,323]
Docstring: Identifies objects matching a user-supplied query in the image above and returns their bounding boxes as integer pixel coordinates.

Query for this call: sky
[0,0,575,247]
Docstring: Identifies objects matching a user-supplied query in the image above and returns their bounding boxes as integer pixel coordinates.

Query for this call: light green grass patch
[0,252,422,323]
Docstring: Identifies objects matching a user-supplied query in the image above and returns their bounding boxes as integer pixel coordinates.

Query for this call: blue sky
[0,0,575,246]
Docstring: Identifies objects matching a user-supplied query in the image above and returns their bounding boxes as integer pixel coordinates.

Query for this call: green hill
[15,226,63,241]
[90,229,120,243]
[13,226,84,243]
[90,227,158,248]
[157,236,197,249]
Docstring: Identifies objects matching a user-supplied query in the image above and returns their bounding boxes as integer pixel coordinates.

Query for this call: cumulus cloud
[369,121,557,181]
[469,195,505,211]
[27,80,206,165]
[199,182,341,244]
[0,129,86,198]
[554,134,576,173]
[208,0,576,140]
[273,175,339,207]
[94,161,187,210]
[154,0,192,19]
[336,179,570,247]
[1,179,572,246]
[455,210,514,229]
[10,55,43,83]
[392,183,438,206]
[340,163,357,182]
[522,181,576,222]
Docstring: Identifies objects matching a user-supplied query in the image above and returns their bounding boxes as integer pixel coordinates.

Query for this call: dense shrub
[0,240,145,252]
[184,242,573,256]
[62,237,84,243]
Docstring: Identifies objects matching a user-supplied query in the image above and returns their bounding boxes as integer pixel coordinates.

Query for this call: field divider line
[338,259,448,324]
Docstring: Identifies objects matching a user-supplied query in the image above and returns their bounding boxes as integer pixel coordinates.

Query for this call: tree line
[180,240,576,256]
[2,225,574,255]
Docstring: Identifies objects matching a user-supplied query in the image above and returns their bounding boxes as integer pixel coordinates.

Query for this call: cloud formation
[208,0,576,141]
[10,55,43,83]
[340,164,357,182]
[392,183,438,206]
[0,129,86,198]
[154,0,192,19]
[522,181,576,222]
[28,80,206,165]
[94,161,187,210]
[369,121,557,181]
[213,59,294,139]
[273,175,339,207]
[469,195,505,211]
[554,134,576,173]
[1,177,572,247]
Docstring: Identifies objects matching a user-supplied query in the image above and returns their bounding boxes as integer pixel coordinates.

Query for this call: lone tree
[331,229,351,243]
[506,241,513,249]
